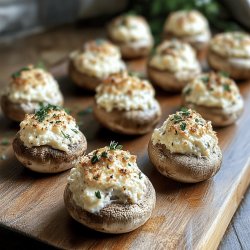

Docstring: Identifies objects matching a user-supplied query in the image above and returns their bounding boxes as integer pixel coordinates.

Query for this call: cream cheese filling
[68,146,147,213]
[152,109,218,157]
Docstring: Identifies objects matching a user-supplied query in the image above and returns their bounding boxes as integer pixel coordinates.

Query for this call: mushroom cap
[182,99,244,127]
[148,140,222,183]
[12,132,87,173]
[68,60,102,91]
[93,101,161,135]
[64,175,156,233]
[1,94,63,122]
[147,64,199,92]
[207,49,250,80]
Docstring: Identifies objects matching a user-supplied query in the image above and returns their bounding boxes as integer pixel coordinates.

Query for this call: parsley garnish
[219,71,229,78]
[172,115,184,124]
[77,106,93,116]
[180,107,190,116]
[101,151,108,158]
[11,67,30,79]
[91,152,100,164]
[184,87,192,95]
[223,84,231,92]
[1,139,9,146]
[95,191,101,199]
[201,76,209,84]
[61,131,71,142]
[139,172,143,179]
[109,141,123,150]
[71,128,78,134]
[180,122,186,131]
[35,104,61,122]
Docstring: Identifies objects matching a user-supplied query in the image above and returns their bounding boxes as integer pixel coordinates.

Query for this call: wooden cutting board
[0,58,249,250]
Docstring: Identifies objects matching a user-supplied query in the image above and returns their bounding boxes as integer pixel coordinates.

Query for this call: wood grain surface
[0,31,250,249]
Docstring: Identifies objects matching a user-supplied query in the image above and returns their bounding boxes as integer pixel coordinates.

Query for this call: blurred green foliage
[128,0,241,44]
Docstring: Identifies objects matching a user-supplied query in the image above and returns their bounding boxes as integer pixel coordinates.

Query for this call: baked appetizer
[1,65,63,122]
[182,72,244,127]
[208,32,250,80]
[93,72,161,135]
[107,15,153,59]
[147,39,201,92]
[13,104,87,173]
[64,141,156,233]
[69,39,126,90]
[148,108,222,183]
[163,10,211,52]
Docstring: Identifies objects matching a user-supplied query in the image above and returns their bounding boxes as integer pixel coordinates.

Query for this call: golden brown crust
[64,176,156,233]
[148,140,222,183]
[12,132,87,173]
[207,49,250,80]
[68,60,102,91]
[147,64,199,92]
[182,98,244,127]
[93,101,161,135]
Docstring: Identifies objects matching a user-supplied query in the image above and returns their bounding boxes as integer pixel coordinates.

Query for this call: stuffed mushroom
[163,10,211,53]
[182,72,244,127]
[13,104,87,173]
[93,72,161,135]
[69,39,126,90]
[208,32,250,80]
[64,141,156,233]
[107,15,153,59]
[1,65,63,122]
[147,39,201,92]
[148,108,222,183]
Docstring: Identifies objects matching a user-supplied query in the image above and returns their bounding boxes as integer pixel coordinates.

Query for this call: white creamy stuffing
[5,65,63,104]
[152,109,218,157]
[210,32,250,58]
[109,15,153,43]
[68,144,147,213]
[183,72,244,109]
[71,39,126,78]
[95,72,156,112]
[149,40,201,72]
[164,10,209,36]
[20,106,82,152]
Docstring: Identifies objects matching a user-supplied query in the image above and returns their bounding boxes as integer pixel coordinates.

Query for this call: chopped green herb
[55,120,61,124]
[139,172,143,179]
[180,122,186,131]
[95,190,101,199]
[91,152,100,164]
[11,67,30,79]
[109,141,123,150]
[77,107,93,116]
[128,163,131,166]
[64,108,71,114]
[61,131,71,141]
[184,87,192,95]
[1,139,9,146]
[101,151,108,158]
[71,128,78,134]
[35,104,61,122]
[219,71,229,78]
[223,84,231,92]
[201,76,209,83]
[180,107,190,116]
[172,115,183,124]
[195,118,199,123]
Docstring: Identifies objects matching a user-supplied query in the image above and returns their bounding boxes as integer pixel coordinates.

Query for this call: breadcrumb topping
[68,142,147,213]
[5,65,63,104]
[96,72,156,112]
[20,106,82,152]
[152,109,218,157]
[164,10,209,36]
[210,32,250,58]
[109,15,153,43]
[183,72,243,108]
[149,40,201,72]
[70,39,126,78]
